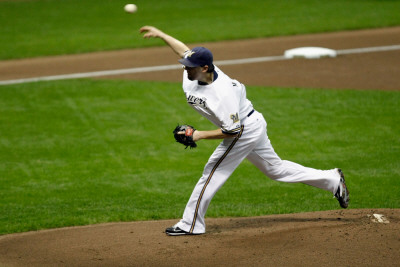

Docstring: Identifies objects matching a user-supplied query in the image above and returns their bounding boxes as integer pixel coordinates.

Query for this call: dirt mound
[0,209,399,266]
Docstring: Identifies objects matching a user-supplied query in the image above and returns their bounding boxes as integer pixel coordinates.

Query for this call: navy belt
[247,109,255,117]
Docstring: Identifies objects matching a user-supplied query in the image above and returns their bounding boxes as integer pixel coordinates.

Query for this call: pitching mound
[1,209,399,266]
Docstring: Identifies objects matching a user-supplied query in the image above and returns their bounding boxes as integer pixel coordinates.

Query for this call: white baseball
[124,4,137,13]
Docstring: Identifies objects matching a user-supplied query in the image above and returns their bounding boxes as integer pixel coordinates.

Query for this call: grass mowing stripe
[0,80,399,234]
[1,0,400,59]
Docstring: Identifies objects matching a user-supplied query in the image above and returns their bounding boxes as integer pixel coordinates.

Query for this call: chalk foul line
[1,44,399,86]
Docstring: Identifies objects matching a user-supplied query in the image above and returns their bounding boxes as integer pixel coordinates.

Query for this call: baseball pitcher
[140,26,349,236]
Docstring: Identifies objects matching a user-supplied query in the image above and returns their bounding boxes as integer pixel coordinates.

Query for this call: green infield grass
[1,80,399,234]
[1,0,400,59]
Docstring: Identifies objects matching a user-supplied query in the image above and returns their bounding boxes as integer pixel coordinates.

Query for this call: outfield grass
[1,0,400,59]
[1,80,399,234]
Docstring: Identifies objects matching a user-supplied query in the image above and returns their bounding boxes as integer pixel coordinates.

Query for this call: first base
[284,47,337,59]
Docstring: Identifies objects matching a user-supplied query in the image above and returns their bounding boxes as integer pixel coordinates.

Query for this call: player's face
[185,66,203,81]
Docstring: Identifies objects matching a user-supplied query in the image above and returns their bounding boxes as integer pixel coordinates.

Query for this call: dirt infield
[0,27,399,266]
[1,26,400,90]
[1,209,399,267]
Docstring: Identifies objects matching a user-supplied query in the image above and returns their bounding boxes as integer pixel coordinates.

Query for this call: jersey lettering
[187,95,207,108]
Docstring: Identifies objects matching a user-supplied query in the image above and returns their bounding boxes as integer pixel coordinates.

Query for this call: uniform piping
[189,125,244,233]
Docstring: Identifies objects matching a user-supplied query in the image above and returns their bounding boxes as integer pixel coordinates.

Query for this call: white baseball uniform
[175,66,341,234]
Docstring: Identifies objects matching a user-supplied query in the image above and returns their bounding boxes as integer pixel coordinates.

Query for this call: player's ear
[202,65,209,73]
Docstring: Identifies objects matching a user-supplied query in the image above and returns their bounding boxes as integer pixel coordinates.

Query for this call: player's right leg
[245,129,348,206]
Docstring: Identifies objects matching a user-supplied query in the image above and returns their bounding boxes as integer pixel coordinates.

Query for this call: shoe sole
[166,232,202,236]
[165,229,202,236]
[166,232,190,236]
[337,169,350,208]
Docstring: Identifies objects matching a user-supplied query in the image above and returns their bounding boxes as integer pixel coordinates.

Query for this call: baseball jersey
[182,66,254,135]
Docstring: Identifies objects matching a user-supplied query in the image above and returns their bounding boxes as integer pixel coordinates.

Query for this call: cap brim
[178,58,200,67]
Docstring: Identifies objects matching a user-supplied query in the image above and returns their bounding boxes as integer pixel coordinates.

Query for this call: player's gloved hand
[173,124,197,149]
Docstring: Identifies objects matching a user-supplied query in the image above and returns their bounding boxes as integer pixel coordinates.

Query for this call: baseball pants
[175,110,341,234]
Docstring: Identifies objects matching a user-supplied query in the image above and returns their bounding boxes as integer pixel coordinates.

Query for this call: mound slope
[0,209,399,266]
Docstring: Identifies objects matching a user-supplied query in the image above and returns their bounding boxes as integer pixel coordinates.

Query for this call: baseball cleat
[165,226,201,236]
[334,168,350,208]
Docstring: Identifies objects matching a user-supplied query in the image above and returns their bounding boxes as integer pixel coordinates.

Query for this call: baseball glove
[173,124,197,149]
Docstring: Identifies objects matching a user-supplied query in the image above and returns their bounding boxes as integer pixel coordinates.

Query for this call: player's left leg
[172,121,266,234]
[173,138,252,233]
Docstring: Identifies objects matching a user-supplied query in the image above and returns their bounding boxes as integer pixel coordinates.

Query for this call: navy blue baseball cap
[179,47,214,70]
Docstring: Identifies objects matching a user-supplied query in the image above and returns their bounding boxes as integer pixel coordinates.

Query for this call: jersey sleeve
[221,125,241,135]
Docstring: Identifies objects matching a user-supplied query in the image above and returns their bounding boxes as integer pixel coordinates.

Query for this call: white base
[284,47,337,59]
